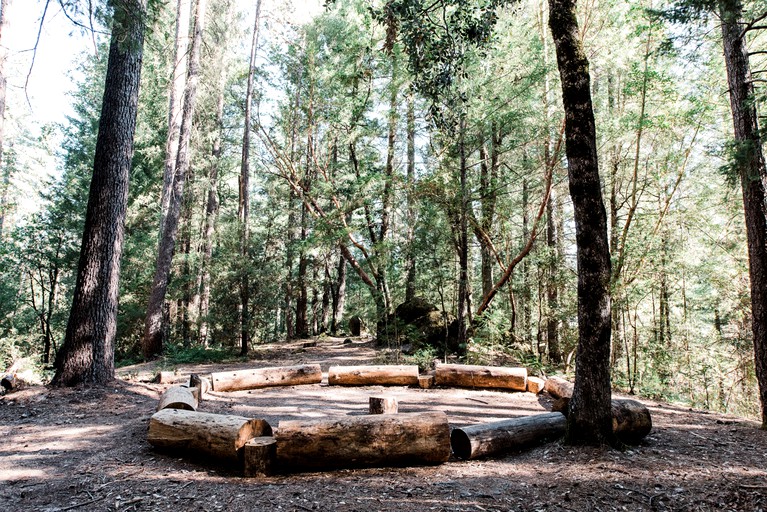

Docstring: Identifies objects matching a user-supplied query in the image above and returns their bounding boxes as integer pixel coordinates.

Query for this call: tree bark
[405,93,417,302]
[720,0,767,429]
[142,0,207,358]
[238,0,262,355]
[549,0,613,445]
[51,0,147,386]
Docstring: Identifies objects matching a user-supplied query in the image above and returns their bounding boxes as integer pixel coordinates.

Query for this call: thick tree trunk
[720,0,767,429]
[51,0,147,386]
[549,0,613,445]
[435,363,527,391]
[331,250,346,335]
[142,0,207,358]
[327,365,419,386]
[451,412,566,460]
[275,412,450,471]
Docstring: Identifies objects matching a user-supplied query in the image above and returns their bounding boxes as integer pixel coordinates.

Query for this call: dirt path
[1,338,766,511]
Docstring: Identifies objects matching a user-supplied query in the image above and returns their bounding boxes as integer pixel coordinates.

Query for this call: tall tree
[720,0,767,429]
[0,0,13,239]
[142,0,207,358]
[549,0,614,445]
[238,0,262,355]
[52,0,148,386]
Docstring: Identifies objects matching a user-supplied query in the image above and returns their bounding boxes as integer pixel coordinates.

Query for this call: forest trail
[1,338,765,511]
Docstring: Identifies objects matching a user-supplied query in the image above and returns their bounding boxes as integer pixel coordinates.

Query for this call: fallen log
[211,364,322,392]
[156,385,198,412]
[327,365,419,386]
[147,409,272,463]
[369,396,398,414]
[552,397,652,444]
[451,412,566,460]
[543,376,573,399]
[243,437,276,477]
[153,371,187,384]
[275,411,450,471]
[434,364,527,391]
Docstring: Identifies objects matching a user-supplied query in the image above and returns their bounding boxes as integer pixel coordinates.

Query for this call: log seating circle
[148,362,652,477]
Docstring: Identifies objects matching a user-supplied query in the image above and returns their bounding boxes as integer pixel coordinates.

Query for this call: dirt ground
[1,337,766,512]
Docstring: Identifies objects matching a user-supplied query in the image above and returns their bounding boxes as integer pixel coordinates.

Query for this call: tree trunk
[456,116,470,345]
[238,0,262,355]
[0,0,11,238]
[159,0,191,234]
[720,0,767,429]
[549,0,613,445]
[142,0,207,358]
[331,250,346,335]
[405,93,417,302]
[51,0,147,386]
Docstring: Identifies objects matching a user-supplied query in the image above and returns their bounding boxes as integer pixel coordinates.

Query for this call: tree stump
[369,396,398,414]
[527,376,546,394]
[418,375,434,389]
[243,437,276,477]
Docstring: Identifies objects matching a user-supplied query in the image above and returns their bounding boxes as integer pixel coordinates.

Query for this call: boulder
[379,297,461,355]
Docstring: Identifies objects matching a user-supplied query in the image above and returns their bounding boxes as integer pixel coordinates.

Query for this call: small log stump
[418,375,434,389]
[243,437,277,477]
[526,376,546,394]
[369,396,398,414]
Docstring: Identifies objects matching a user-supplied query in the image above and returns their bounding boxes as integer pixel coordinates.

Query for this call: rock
[395,297,438,324]
[343,338,353,345]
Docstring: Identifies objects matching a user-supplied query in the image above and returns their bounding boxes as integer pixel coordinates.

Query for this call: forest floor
[1,337,766,512]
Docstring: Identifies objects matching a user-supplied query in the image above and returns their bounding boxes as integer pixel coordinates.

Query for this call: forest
[0,0,766,436]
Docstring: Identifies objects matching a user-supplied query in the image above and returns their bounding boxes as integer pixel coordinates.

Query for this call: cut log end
[418,375,434,389]
[369,396,398,414]
[243,437,276,477]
